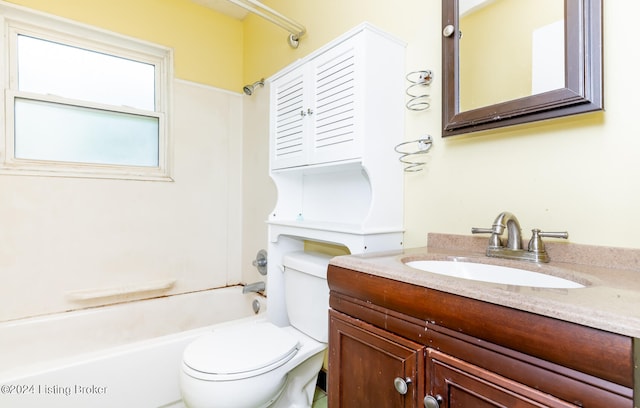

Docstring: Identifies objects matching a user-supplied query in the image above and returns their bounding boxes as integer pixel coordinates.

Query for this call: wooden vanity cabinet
[327,265,634,408]
[329,311,425,407]
[427,349,577,408]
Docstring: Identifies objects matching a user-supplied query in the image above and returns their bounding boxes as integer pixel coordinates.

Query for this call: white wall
[0,80,244,321]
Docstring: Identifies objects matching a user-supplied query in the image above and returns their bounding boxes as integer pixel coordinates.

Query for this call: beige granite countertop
[329,233,640,338]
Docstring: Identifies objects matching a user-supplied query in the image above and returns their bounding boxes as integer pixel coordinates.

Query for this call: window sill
[0,160,173,182]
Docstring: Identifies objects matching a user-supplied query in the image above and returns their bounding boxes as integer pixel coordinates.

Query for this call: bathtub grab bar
[66,279,176,301]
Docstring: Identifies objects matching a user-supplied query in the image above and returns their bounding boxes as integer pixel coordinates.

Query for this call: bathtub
[0,286,266,408]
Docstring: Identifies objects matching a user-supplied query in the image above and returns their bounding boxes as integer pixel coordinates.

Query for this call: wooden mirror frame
[442,0,603,137]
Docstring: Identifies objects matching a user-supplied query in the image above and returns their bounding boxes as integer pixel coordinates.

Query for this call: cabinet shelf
[268,219,403,235]
[270,158,362,175]
[268,221,403,255]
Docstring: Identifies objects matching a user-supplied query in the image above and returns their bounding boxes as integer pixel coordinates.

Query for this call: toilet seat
[182,322,300,381]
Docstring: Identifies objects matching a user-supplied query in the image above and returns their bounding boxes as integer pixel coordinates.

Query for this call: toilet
[179,251,331,408]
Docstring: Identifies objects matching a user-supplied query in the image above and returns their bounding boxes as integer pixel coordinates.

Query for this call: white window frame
[0,3,173,181]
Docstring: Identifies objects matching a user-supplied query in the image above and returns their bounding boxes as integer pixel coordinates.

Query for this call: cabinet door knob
[300,110,307,117]
[424,394,443,408]
[393,377,411,395]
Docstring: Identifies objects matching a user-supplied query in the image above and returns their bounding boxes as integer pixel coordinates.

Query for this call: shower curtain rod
[225,0,306,48]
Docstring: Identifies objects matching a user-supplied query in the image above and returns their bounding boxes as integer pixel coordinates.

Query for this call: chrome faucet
[242,281,265,294]
[472,212,568,263]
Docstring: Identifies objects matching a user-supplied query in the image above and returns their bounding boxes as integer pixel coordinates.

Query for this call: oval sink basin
[405,260,584,289]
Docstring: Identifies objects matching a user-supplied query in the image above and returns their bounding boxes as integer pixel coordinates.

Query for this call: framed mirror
[442,0,603,137]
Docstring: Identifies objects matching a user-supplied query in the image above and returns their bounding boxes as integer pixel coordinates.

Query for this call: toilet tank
[283,251,332,343]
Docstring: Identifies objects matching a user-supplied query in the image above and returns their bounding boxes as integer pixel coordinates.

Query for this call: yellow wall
[242,0,416,83]
[244,1,640,250]
[8,0,244,90]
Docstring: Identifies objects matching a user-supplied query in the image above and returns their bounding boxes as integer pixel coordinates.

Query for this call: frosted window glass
[14,98,159,167]
[17,35,155,111]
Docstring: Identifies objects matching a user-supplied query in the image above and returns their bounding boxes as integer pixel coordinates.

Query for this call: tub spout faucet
[242,281,265,294]
[472,212,568,263]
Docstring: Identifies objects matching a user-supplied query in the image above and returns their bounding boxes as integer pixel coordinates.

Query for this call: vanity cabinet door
[427,349,578,408]
[329,310,425,408]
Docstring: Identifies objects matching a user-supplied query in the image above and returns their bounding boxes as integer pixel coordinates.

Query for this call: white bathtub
[0,286,266,408]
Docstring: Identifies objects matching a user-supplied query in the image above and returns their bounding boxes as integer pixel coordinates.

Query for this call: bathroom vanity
[327,234,639,407]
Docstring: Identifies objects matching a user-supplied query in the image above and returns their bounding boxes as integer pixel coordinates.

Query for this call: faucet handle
[471,227,502,247]
[538,231,569,239]
[528,229,569,253]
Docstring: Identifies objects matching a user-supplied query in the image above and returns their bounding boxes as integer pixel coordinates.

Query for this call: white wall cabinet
[268,23,405,233]
[266,23,406,325]
[270,23,404,171]
[270,36,361,170]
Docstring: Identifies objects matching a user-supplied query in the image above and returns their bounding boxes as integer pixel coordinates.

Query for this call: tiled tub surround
[330,233,640,338]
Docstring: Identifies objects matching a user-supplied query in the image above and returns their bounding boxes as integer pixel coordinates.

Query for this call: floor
[312,387,327,408]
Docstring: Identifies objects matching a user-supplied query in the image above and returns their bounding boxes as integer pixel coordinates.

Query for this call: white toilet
[179,251,331,408]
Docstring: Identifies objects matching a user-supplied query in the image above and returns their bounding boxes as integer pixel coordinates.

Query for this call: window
[1,7,172,180]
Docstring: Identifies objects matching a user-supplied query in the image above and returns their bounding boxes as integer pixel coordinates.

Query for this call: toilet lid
[183,322,299,375]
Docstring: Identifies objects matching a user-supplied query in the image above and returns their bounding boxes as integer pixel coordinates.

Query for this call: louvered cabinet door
[270,65,311,170]
[269,24,403,172]
[309,39,362,166]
